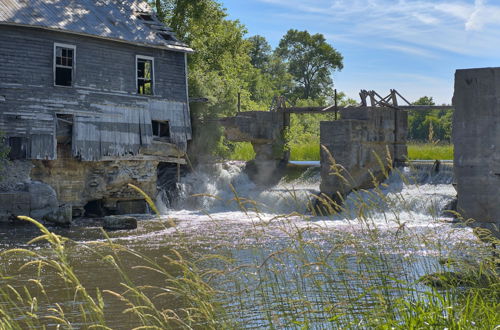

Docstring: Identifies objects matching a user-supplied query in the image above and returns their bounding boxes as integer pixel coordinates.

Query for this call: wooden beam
[283,105,452,114]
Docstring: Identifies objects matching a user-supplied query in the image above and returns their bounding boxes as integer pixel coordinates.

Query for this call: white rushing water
[155,161,466,233]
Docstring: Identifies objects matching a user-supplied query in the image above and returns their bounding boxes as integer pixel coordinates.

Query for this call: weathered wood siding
[0,25,191,160]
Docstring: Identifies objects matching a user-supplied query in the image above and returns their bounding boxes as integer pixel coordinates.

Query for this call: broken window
[152,120,170,140]
[56,114,73,144]
[138,14,154,21]
[136,56,154,95]
[8,137,27,160]
[54,43,75,86]
[159,33,174,41]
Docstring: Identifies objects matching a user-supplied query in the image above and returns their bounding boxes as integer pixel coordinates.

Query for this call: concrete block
[453,67,500,239]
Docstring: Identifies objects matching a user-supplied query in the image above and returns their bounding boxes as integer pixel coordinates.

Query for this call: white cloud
[382,44,439,59]
[255,0,500,57]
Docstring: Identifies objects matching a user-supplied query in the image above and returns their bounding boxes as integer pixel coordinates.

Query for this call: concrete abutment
[453,67,500,239]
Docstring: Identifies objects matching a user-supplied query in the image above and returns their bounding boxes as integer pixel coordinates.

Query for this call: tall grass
[229,142,255,161]
[289,141,320,161]
[0,155,498,328]
[408,142,454,160]
[229,140,321,161]
[231,142,455,161]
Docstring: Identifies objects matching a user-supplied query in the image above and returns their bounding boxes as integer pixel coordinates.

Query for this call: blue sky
[220,0,500,105]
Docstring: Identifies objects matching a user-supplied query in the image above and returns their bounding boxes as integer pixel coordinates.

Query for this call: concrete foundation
[320,107,407,203]
[453,68,500,239]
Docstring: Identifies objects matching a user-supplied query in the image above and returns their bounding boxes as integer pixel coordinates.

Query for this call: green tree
[275,29,343,100]
[247,35,272,71]
[408,96,453,142]
[246,35,294,105]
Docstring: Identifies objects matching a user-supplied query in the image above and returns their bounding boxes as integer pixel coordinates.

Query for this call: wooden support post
[237,92,241,112]
[359,90,367,106]
[368,90,376,107]
[390,89,399,166]
[334,89,338,120]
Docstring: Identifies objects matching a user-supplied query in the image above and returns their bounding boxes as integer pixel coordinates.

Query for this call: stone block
[116,200,147,215]
[103,215,138,230]
[44,204,72,226]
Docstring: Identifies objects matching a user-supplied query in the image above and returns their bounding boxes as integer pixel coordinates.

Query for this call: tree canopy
[276,29,343,100]
[408,96,453,142]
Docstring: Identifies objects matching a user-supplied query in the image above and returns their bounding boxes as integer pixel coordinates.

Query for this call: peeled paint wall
[0,25,191,161]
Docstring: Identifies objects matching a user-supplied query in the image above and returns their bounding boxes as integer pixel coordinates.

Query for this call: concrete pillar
[453,68,500,239]
[320,107,407,203]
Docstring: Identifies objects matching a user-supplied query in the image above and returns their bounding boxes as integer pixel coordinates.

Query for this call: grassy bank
[408,142,454,160]
[230,142,454,161]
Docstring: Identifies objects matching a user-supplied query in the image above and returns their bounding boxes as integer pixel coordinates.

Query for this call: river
[0,161,485,328]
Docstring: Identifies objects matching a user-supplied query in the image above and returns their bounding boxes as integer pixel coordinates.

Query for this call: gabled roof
[0,0,193,53]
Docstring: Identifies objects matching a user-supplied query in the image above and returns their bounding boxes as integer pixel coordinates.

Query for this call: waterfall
[159,161,456,225]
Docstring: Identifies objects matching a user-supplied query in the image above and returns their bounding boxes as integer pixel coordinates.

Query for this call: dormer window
[54,43,76,87]
[136,55,154,95]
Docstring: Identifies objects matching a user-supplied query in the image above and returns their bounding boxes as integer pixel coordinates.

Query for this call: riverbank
[230,141,454,161]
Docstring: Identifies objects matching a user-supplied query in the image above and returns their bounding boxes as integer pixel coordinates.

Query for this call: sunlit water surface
[0,161,485,328]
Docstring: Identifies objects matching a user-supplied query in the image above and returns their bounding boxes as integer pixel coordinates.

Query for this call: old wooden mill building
[0,0,193,221]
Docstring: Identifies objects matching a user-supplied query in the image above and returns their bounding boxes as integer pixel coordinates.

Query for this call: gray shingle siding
[0,25,191,160]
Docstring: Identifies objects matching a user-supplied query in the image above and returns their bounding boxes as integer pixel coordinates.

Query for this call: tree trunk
[155,0,165,21]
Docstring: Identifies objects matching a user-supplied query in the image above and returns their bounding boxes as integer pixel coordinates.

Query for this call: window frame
[136,55,155,95]
[53,43,76,87]
[151,120,170,140]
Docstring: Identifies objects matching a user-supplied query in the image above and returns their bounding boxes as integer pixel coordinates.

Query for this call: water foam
[159,161,458,230]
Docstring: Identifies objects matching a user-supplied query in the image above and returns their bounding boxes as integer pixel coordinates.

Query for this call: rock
[27,181,59,220]
[44,204,72,226]
[103,215,137,230]
[440,197,458,217]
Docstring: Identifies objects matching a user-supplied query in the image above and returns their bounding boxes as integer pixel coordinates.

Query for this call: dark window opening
[55,46,74,86]
[137,57,153,95]
[84,200,105,218]
[152,120,170,140]
[159,33,174,41]
[56,114,73,144]
[8,137,27,160]
[138,14,154,21]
